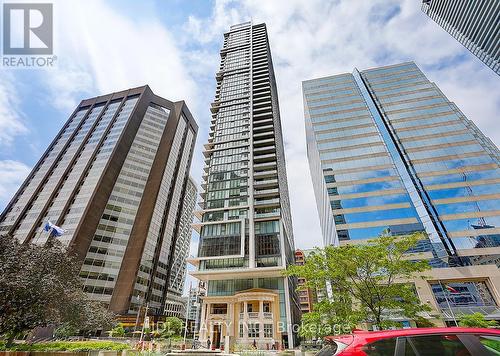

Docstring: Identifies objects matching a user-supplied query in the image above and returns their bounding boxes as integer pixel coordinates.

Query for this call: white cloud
[43,0,198,113]
[186,0,500,249]
[0,74,28,147]
[186,0,244,44]
[0,160,30,208]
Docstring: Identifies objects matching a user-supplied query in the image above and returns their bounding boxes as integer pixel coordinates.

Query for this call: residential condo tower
[189,21,299,349]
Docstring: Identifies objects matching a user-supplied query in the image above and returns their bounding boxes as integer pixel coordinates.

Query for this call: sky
[1,0,499,292]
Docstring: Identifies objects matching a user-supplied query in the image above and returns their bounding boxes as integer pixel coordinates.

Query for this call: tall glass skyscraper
[0,86,198,319]
[189,21,299,349]
[304,62,500,325]
[421,0,500,75]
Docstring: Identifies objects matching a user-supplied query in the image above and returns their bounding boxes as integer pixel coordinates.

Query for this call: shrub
[0,340,131,351]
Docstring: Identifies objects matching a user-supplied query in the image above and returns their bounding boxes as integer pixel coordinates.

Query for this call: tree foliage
[0,235,115,343]
[286,233,433,331]
[159,317,184,339]
[459,313,497,328]
[107,323,126,337]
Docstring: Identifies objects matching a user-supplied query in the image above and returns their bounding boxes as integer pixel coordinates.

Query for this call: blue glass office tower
[304,62,500,325]
[304,62,500,265]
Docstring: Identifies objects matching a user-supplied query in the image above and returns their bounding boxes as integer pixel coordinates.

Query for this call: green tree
[0,235,115,344]
[159,317,183,339]
[107,323,126,337]
[286,233,433,331]
[459,313,497,328]
[297,299,362,339]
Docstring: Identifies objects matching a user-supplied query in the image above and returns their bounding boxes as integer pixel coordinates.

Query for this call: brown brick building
[0,85,198,318]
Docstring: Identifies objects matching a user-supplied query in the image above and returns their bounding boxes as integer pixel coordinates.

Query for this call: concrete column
[256,299,264,347]
[224,336,230,353]
[283,277,294,348]
[206,303,212,344]
[243,301,248,344]
[228,302,235,336]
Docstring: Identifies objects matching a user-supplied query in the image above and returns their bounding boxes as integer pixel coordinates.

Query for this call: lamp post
[183,282,192,348]
[134,294,142,335]
[140,302,150,350]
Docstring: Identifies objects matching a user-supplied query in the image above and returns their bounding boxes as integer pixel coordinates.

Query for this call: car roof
[325,327,500,342]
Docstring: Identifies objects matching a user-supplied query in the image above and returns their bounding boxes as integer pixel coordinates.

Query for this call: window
[254,220,279,234]
[211,304,227,315]
[362,338,396,356]
[264,324,273,338]
[198,235,241,257]
[256,234,281,256]
[239,323,244,338]
[264,302,271,313]
[430,281,496,308]
[405,335,470,356]
[248,323,259,338]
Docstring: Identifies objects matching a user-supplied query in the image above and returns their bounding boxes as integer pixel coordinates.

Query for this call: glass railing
[255,198,280,206]
[254,211,280,219]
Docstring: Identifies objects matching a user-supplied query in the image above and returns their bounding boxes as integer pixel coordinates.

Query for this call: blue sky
[1,0,499,258]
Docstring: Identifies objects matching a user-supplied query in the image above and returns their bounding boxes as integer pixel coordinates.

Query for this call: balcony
[254,169,277,178]
[253,138,275,147]
[254,153,276,164]
[239,312,273,320]
[263,312,273,319]
[254,179,278,188]
[254,145,275,155]
[254,161,276,171]
[253,118,273,127]
[254,198,280,207]
[254,188,279,198]
[253,131,274,141]
[253,124,274,134]
[252,111,272,120]
[254,211,280,219]
[253,99,271,108]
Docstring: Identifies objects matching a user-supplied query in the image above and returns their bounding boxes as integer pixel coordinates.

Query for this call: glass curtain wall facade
[190,21,299,349]
[0,86,198,318]
[304,62,500,324]
[164,177,197,318]
[421,0,500,75]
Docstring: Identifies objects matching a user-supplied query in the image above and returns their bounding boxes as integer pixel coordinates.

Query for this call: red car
[320,327,500,355]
